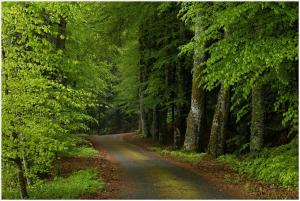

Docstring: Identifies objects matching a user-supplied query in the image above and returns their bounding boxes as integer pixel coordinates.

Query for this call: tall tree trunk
[138,90,143,135]
[16,158,29,199]
[138,59,149,137]
[208,84,230,157]
[183,16,206,151]
[139,83,147,137]
[145,111,152,138]
[250,85,264,152]
[158,107,167,144]
[152,106,159,141]
[174,63,186,148]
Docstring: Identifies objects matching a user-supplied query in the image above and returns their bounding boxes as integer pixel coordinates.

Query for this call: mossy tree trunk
[208,84,230,157]
[250,85,265,152]
[183,16,206,152]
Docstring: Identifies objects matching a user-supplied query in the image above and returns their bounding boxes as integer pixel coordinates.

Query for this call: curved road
[90,133,233,199]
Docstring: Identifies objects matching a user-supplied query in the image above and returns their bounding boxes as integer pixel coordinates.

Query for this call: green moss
[150,146,206,163]
[2,168,104,199]
[218,140,298,189]
[63,146,98,157]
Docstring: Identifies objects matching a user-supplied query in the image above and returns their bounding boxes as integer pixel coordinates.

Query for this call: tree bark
[158,107,167,144]
[183,15,206,151]
[208,84,230,157]
[138,59,149,137]
[16,158,29,199]
[139,88,148,137]
[174,64,187,148]
[250,85,264,152]
[151,106,159,141]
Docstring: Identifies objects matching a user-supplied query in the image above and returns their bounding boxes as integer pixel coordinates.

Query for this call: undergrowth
[218,139,298,189]
[149,146,206,163]
[64,146,98,157]
[60,136,98,157]
[2,168,104,199]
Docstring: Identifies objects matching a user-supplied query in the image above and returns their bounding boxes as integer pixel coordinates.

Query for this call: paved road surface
[90,133,233,199]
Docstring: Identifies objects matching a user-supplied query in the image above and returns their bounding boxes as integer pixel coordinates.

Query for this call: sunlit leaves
[2,2,107,189]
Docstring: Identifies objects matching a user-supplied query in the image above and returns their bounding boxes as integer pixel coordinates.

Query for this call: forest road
[89,133,234,199]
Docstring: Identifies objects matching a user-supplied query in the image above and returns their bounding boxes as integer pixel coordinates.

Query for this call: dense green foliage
[2,2,110,198]
[3,169,104,199]
[219,139,298,188]
[2,1,298,198]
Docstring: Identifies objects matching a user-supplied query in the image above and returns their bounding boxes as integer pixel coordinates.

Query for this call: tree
[207,85,230,157]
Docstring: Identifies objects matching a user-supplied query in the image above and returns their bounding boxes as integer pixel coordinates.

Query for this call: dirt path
[88,133,235,199]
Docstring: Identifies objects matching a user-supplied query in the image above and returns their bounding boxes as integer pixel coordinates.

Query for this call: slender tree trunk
[174,105,181,148]
[16,158,29,199]
[97,104,101,134]
[250,85,264,152]
[208,84,230,157]
[145,111,152,138]
[152,106,159,141]
[158,107,167,144]
[23,157,31,185]
[183,15,207,151]
[138,88,143,135]
[174,63,186,148]
[139,86,147,137]
[138,60,149,137]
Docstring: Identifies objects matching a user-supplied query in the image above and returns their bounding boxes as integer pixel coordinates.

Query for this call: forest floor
[124,133,298,199]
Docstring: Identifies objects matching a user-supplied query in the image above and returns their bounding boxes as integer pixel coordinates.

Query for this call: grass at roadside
[63,146,98,157]
[218,139,298,189]
[60,135,98,158]
[3,168,104,199]
[149,146,206,163]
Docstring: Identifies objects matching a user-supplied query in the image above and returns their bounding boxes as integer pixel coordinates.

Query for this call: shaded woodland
[2,2,298,199]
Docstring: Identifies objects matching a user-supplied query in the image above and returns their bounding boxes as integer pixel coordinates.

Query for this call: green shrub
[63,146,98,157]
[219,140,298,188]
[150,146,206,162]
[149,146,163,152]
[3,169,104,199]
[59,135,98,158]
